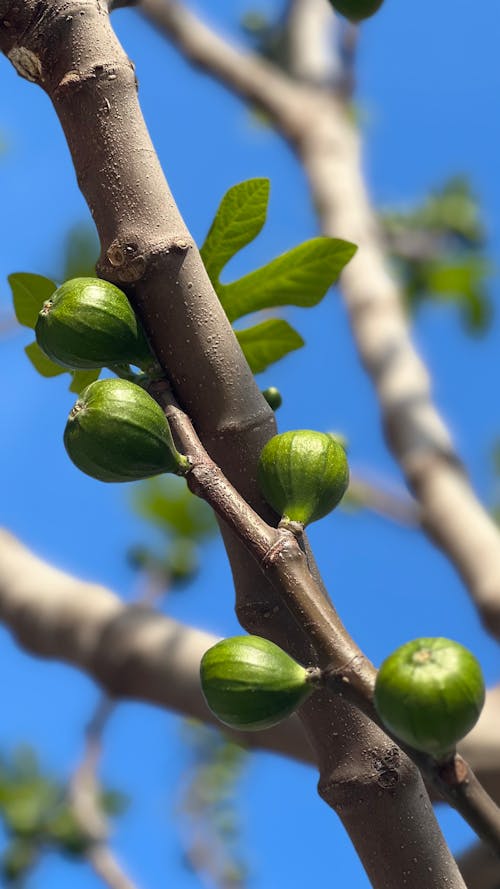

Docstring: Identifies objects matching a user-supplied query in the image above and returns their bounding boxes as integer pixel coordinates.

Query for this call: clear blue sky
[0,1,499,886]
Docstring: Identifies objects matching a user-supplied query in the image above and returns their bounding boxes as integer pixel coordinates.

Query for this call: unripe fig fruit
[64,378,189,482]
[200,635,315,730]
[262,387,283,411]
[35,277,151,370]
[374,637,485,759]
[329,0,384,22]
[257,430,349,527]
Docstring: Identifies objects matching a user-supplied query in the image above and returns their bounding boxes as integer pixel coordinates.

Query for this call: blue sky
[0,1,499,886]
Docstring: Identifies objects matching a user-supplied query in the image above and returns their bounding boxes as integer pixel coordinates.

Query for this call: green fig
[64,378,189,482]
[257,430,349,527]
[35,277,152,370]
[374,637,485,759]
[200,636,315,730]
[328,0,384,22]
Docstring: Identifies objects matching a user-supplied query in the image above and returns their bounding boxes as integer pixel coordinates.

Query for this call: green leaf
[424,258,491,332]
[24,342,66,378]
[236,319,304,373]
[69,368,100,394]
[200,179,270,282]
[219,237,357,322]
[8,273,56,329]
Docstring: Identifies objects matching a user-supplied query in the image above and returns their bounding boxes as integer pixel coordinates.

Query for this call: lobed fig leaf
[64,378,189,483]
[257,430,349,527]
[374,637,485,759]
[200,636,315,730]
[35,277,152,370]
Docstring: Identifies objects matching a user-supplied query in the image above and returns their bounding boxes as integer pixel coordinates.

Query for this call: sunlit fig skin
[35,277,152,370]
[328,0,384,22]
[64,378,189,483]
[200,635,316,730]
[374,637,485,759]
[257,430,349,527]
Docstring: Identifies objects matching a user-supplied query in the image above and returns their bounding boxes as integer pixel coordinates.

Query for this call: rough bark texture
[0,3,470,886]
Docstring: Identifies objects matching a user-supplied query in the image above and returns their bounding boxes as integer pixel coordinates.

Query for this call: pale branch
[0,528,499,799]
[0,528,312,762]
[85,847,141,889]
[347,472,419,526]
[0,4,475,885]
[139,0,500,638]
[287,0,342,85]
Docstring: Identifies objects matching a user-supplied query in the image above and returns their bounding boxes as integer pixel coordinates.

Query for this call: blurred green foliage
[177,723,249,889]
[381,177,492,333]
[0,747,126,886]
[130,475,218,591]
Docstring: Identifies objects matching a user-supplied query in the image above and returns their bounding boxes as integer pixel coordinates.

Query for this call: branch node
[103,239,146,282]
[261,530,297,570]
[7,46,42,82]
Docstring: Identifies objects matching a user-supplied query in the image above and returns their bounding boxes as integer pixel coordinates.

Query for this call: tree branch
[0,528,499,797]
[1,517,500,874]
[139,0,500,640]
[0,3,478,884]
[0,528,312,761]
[457,842,500,889]
[151,384,500,858]
[70,699,141,889]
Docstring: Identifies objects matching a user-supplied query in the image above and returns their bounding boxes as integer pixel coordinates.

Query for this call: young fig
[35,277,152,370]
[64,378,190,482]
[328,0,384,22]
[200,635,316,730]
[374,637,485,759]
[257,430,349,527]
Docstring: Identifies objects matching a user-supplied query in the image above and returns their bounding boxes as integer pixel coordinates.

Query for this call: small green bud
[200,636,315,730]
[261,387,283,411]
[374,637,485,759]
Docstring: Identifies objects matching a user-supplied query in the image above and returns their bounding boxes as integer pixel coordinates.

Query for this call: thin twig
[68,565,170,888]
[69,698,141,889]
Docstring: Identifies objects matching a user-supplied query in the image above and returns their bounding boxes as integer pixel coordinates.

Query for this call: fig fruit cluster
[258,430,349,527]
[35,277,188,483]
[200,636,316,730]
[374,637,485,759]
